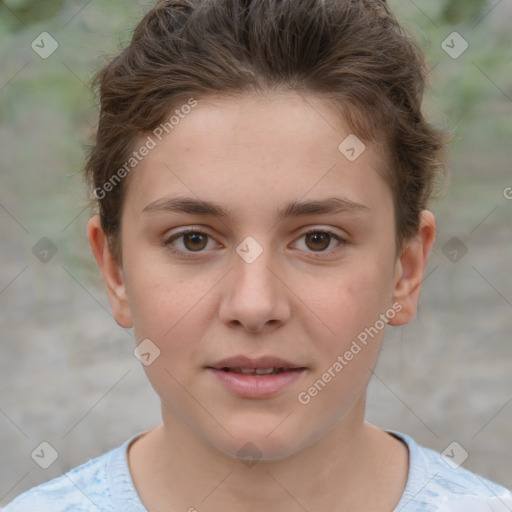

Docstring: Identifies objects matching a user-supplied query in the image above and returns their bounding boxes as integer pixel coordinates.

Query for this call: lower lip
[207,368,306,398]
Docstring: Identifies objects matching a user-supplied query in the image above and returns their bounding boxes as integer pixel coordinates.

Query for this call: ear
[388,210,436,326]
[87,215,133,328]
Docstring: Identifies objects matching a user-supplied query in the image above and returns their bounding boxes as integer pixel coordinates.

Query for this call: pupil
[184,233,207,251]
[306,232,330,251]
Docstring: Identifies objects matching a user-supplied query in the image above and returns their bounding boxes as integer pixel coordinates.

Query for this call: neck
[128,398,409,511]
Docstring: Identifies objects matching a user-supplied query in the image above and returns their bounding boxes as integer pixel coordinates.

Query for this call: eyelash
[163,228,347,259]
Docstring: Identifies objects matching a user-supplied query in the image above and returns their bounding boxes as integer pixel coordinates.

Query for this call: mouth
[206,355,307,398]
[207,355,306,374]
[214,367,301,375]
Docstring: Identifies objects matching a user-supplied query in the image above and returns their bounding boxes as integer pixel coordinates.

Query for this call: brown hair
[85,0,449,261]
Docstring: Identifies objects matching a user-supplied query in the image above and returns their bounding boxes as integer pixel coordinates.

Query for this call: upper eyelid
[166,225,346,239]
[166,228,217,245]
[166,227,216,241]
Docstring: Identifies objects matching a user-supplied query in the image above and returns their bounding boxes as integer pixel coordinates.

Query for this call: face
[89,91,434,461]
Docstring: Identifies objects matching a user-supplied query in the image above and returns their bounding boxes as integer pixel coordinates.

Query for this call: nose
[218,243,291,334]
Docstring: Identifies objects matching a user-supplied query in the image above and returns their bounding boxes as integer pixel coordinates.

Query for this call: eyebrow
[142,196,371,221]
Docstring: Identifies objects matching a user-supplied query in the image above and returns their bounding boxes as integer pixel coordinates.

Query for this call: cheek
[124,266,212,403]
[305,258,395,350]
[294,266,391,420]
[123,253,221,363]
[123,251,187,338]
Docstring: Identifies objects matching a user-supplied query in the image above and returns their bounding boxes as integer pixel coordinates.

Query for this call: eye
[163,227,346,258]
[164,229,218,255]
[293,229,345,253]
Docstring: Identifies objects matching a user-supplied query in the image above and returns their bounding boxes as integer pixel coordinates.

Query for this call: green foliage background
[1,0,510,281]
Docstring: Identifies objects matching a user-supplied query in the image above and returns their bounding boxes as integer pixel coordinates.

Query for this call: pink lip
[206,355,307,399]
[208,355,303,370]
[207,368,306,398]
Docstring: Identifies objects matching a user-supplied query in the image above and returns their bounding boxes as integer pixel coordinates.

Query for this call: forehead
[123,91,391,219]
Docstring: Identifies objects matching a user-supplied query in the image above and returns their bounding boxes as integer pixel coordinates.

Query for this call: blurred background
[0,0,511,504]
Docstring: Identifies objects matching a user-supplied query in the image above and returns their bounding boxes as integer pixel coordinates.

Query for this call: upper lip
[207,355,305,370]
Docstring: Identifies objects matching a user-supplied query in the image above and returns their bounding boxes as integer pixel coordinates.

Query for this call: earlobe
[87,215,133,328]
[388,211,436,326]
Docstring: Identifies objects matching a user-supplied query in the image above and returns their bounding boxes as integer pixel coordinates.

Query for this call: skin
[88,91,436,511]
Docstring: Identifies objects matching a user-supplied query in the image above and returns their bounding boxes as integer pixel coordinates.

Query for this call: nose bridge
[233,236,277,302]
[218,235,289,331]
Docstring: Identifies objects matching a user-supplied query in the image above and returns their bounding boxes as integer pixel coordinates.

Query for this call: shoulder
[2,454,112,512]
[2,434,145,512]
[391,431,511,512]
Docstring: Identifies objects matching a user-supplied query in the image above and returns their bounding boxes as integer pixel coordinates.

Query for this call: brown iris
[183,232,208,251]
[305,232,331,251]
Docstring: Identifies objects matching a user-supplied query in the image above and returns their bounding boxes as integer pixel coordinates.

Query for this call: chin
[208,417,313,463]
[215,437,302,464]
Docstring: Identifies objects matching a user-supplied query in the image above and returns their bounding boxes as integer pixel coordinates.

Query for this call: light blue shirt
[3,431,510,511]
